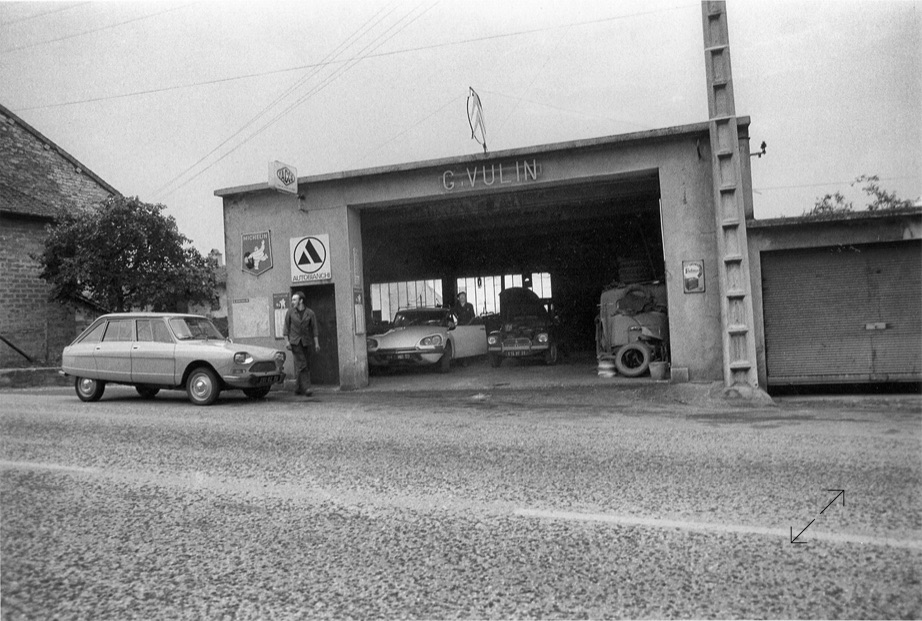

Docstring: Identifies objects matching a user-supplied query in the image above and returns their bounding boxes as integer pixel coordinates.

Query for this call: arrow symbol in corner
[790,519,814,544]
[821,489,845,514]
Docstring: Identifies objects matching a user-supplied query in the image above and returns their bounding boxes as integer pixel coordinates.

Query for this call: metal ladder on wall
[702,2,759,387]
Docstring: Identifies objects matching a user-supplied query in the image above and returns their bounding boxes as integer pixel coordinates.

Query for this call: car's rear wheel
[438,342,453,374]
[75,377,105,402]
[136,386,160,399]
[544,343,559,366]
[243,386,271,399]
[186,367,220,406]
[489,354,503,368]
[614,343,651,377]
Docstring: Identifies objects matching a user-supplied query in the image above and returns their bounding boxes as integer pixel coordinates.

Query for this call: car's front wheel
[136,386,160,399]
[243,386,271,400]
[186,367,221,406]
[75,377,105,402]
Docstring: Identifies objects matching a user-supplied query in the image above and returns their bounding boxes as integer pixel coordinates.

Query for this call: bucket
[597,359,617,378]
[649,361,669,381]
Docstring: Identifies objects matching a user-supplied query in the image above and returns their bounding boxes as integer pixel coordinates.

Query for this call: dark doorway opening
[293,284,340,385]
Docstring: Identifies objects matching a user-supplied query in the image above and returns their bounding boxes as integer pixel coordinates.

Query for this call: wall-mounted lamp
[750,141,767,158]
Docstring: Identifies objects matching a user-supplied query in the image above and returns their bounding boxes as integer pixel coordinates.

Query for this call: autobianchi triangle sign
[290,234,331,283]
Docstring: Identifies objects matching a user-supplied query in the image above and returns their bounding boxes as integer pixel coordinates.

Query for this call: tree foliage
[36,196,217,312]
[809,175,915,216]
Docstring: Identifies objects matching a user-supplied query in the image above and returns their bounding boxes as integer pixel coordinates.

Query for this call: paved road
[1,384,920,619]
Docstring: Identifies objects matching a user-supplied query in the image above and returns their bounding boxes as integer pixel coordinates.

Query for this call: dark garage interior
[360,172,665,353]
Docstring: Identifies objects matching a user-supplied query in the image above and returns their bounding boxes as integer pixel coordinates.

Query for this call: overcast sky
[2,0,919,255]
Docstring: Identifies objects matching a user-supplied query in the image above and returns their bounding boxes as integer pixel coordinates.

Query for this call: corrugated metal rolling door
[761,240,921,384]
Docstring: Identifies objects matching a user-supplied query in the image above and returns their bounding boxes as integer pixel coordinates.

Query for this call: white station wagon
[61,313,286,406]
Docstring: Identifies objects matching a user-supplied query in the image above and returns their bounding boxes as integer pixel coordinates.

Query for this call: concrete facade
[0,104,117,367]
[218,119,755,390]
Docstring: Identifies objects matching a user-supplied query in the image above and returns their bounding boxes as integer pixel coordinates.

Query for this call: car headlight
[234,352,254,365]
[274,351,286,363]
[537,333,549,344]
[487,335,498,345]
[417,334,442,348]
[366,338,378,351]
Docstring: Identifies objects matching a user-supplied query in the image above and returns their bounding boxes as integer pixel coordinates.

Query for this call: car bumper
[221,372,286,388]
[489,343,548,358]
[368,347,444,366]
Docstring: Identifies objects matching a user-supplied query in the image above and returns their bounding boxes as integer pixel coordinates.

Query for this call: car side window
[102,319,135,342]
[77,322,106,344]
[152,320,173,343]
[137,320,154,342]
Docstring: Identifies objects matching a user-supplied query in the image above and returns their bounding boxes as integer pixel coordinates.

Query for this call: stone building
[0,103,118,367]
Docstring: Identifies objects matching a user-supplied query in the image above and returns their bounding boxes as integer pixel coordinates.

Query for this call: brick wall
[0,215,79,366]
[1,109,115,367]
[0,110,113,211]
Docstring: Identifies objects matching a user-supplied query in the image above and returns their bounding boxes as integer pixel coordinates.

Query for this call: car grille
[249,361,278,373]
[503,338,533,348]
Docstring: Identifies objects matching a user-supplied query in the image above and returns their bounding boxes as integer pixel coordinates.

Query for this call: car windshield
[169,317,225,341]
[393,310,450,328]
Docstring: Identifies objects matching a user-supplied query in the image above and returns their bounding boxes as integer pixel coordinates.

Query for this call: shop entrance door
[294,284,340,385]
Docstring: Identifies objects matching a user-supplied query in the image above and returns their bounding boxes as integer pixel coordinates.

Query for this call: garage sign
[290,234,331,283]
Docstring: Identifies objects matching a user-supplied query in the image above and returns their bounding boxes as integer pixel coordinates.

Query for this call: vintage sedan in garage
[61,313,286,405]
[487,287,560,367]
[366,307,487,373]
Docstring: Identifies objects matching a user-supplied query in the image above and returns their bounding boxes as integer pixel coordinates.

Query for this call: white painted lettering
[523,159,537,181]
[483,165,495,186]
[499,164,510,184]
[442,170,454,190]
[466,167,477,187]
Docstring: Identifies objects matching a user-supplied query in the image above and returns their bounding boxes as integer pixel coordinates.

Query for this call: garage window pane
[371,280,443,322]
[531,273,553,299]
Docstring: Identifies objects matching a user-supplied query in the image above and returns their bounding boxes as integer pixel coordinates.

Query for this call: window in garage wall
[370,279,443,322]
[456,272,553,317]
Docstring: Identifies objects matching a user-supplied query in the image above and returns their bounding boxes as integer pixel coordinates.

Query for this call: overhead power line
[154,1,436,201]
[754,176,917,192]
[1,3,196,54]
[13,3,697,112]
[0,2,92,26]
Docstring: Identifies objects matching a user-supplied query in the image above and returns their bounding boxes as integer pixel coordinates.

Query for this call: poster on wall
[290,234,331,283]
[683,260,705,294]
[353,290,365,335]
[272,293,289,339]
[231,297,270,338]
[241,231,273,276]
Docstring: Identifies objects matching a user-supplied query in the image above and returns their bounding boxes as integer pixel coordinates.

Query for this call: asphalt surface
[1,380,920,620]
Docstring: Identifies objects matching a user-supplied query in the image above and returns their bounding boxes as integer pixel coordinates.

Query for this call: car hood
[371,326,447,348]
[180,339,282,358]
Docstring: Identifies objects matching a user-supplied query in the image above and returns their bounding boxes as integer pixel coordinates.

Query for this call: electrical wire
[0,2,92,26]
[151,0,403,200]
[754,177,916,192]
[154,2,436,201]
[13,3,698,112]
[1,3,197,54]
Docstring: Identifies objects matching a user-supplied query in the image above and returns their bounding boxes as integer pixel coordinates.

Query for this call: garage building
[217,119,757,390]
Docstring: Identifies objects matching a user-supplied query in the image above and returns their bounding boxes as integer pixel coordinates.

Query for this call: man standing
[283,291,320,397]
[451,291,475,325]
